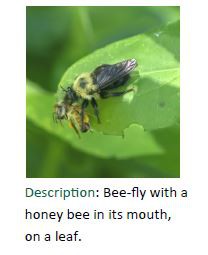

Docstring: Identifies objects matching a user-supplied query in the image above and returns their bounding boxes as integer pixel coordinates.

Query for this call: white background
[1,0,208,254]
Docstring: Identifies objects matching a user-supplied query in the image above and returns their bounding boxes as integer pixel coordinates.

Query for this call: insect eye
[60,106,66,115]
[54,104,66,118]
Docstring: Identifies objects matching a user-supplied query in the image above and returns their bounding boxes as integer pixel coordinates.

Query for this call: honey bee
[67,104,90,137]
[53,101,90,137]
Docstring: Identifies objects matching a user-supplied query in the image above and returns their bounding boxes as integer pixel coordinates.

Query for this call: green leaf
[57,21,180,135]
[27,80,164,159]
[27,120,179,178]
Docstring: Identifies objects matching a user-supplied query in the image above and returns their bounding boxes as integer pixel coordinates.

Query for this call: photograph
[26,6,180,178]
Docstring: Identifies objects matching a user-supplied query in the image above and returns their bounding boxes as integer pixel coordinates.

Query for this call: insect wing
[92,59,137,90]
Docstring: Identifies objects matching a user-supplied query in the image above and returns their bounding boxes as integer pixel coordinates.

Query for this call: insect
[63,58,138,131]
[53,101,90,137]
[67,104,90,137]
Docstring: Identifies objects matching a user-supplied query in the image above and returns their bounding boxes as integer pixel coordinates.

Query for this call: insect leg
[59,119,63,126]
[91,98,101,123]
[100,88,134,98]
[70,119,81,138]
[81,99,89,131]
[52,112,57,123]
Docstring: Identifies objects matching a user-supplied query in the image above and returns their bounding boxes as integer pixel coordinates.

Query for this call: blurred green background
[26,6,180,178]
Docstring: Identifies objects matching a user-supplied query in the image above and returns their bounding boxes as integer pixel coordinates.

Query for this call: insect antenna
[60,85,68,92]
